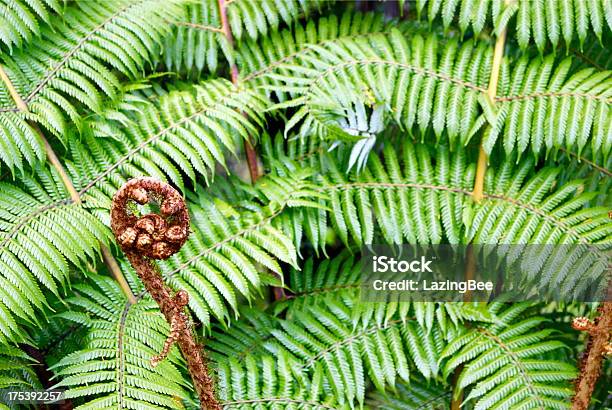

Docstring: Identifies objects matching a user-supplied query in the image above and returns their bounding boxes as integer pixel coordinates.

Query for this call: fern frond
[265,135,610,251]
[209,253,496,375]
[365,377,449,409]
[217,352,350,410]
[471,154,610,248]
[441,303,576,410]
[162,0,222,76]
[320,145,610,297]
[265,30,492,148]
[159,185,298,328]
[418,0,612,51]
[162,0,335,78]
[226,0,331,41]
[0,64,45,172]
[66,79,267,199]
[556,148,611,208]
[207,308,279,362]
[315,143,472,247]
[0,346,40,390]
[0,109,44,173]
[1,0,185,139]
[278,252,495,334]
[52,274,194,409]
[486,56,611,160]
[264,29,610,164]
[219,300,425,406]
[0,167,110,345]
[240,11,400,102]
[0,0,62,51]
[209,254,455,406]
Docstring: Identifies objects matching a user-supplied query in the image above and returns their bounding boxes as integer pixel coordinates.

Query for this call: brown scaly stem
[111,177,220,410]
[217,0,261,183]
[571,302,612,410]
[0,64,137,304]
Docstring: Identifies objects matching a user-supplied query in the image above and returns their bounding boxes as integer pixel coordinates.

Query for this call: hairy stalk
[472,1,510,202]
[217,0,261,183]
[111,177,220,410]
[571,303,612,409]
[0,64,137,304]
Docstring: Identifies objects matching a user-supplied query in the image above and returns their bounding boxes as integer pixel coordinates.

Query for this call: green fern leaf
[52,274,194,409]
[0,167,110,345]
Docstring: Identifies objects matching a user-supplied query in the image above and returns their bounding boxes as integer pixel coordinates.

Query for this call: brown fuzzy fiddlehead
[111,177,220,410]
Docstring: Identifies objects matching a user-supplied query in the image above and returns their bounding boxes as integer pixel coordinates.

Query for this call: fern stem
[221,397,336,409]
[0,63,137,305]
[571,302,612,410]
[559,147,612,177]
[168,20,224,33]
[111,178,220,410]
[0,65,27,111]
[217,0,261,183]
[472,145,488,202]
[472,4,509,202]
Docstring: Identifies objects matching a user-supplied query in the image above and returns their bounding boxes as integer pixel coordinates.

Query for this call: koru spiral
[111,177,190,260]
[110,177,220,410]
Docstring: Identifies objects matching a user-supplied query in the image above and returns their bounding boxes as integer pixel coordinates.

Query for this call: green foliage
[0,1,610,409]
[267,29,610,164]
[226,0,331,41]
[207,255,577,409]
[262,139,610,252]
[162,0,335,76]
[52,274,194,409]
[160,182,301,328]
[316,144,470,246]
[72,79,267,192]
[483,55,612,159]
[268,30,491,146]
[0,101,44,173]
[365,378,449,409]
[442,303,576,409]
[217,352,349,409]
[417,0,612,50]
[163,0,223,76]
[0,0,62,51]
[0,167,110,345]
[1,0,185,139]
[240,11,398,102]
[0,345,40,389]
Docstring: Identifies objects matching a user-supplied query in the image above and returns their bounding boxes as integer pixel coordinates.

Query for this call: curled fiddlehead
[111,177,220,410]
[112,177,190,259]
